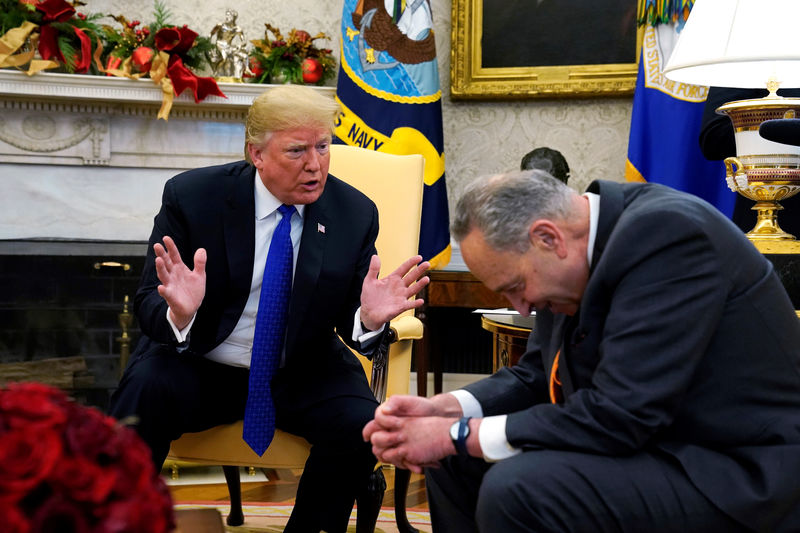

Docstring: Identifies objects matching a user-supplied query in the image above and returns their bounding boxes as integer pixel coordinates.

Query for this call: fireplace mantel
[0,70,334,121]
[0,70,335,241]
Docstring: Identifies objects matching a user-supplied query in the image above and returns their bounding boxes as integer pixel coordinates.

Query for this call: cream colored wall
[90,0,632,215]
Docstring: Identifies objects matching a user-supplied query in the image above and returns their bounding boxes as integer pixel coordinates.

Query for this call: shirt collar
[253,168,306,220]
[583,191,600,266]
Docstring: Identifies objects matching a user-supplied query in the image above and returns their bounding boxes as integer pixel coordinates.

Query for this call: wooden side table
[414,270,510,396]
[480,314,535,371]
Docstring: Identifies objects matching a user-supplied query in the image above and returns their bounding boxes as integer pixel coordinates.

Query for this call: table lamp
[663,0,800,244]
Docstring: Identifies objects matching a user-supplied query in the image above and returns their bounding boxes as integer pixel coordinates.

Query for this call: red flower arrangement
[0,383,174,533]
[0,0,105,75]
[102,3,224,119]
[248,24,336,85]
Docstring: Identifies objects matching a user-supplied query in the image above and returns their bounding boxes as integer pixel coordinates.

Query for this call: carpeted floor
[175,502,432,533]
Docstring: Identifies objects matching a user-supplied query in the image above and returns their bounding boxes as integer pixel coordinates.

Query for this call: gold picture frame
[450,0,642,100]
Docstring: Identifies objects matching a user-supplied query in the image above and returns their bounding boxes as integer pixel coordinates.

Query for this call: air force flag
[626,4,734,217]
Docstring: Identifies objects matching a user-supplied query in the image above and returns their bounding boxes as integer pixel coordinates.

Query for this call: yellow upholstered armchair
[166,144,426,533]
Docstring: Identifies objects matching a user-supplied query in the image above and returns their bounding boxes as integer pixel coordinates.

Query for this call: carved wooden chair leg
[394,467,418,533]
[355,465,386,533]
[222,465,245,526]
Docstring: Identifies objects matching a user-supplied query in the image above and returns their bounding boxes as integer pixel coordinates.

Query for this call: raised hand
[153,236,207,329]
[359,254,430,331]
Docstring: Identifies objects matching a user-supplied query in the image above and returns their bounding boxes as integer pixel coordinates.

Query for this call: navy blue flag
[335,0,450,268]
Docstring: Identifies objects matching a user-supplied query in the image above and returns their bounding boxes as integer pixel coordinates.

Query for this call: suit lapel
[284,192,331,355]
[224,164,256,301]
[554,180,626,400]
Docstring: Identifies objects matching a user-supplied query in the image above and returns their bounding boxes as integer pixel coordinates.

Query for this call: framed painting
[450,0,642,99]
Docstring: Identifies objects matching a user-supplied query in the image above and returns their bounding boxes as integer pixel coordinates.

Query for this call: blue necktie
[243,204,296,456]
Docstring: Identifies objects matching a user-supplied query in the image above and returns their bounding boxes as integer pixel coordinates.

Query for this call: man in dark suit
[364,170,800,532]
[110,85,429,533]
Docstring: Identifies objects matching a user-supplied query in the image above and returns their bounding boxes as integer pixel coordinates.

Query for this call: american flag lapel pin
[317,223,326,234]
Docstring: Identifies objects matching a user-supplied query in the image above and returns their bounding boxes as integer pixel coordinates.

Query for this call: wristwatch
[449,416,472,457]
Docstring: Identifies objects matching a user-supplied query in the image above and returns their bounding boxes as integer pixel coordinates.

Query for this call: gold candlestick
[117,295,133,377]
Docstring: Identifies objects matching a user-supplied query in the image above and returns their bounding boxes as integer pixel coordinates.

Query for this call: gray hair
[451,170,575,253]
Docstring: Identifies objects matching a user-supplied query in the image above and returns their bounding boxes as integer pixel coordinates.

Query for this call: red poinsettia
[0,383,174,533]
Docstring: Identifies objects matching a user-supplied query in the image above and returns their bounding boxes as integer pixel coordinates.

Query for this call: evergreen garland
[56,32,77,71]
[150,0,172,30]
[0,0,36,36]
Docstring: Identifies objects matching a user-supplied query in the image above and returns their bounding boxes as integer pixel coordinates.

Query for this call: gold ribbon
[106,51,175,121]
[0,21,59,73]
[148,51,174,121]
[92,39,105,72]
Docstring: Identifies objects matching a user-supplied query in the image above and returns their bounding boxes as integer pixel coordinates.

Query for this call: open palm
[154,236,207,329]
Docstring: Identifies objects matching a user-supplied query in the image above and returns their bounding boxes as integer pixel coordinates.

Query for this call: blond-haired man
[111,86,428,532]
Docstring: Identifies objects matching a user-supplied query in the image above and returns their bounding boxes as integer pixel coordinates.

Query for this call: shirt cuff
[450,389,484,418]
[353,307,384,345]
[166,307,196,344]
[479,415,522,462]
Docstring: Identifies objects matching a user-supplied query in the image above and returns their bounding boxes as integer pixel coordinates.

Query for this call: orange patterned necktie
[549,349,563,404]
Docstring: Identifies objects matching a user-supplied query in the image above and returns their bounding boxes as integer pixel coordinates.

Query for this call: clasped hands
[363,394,467,474]
[153,236,431,332]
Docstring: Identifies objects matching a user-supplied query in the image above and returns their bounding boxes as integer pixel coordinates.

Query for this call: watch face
[450,420,460,440]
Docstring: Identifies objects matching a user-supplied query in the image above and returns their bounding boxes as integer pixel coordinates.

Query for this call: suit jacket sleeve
[134,177,189,345]
[338,201,380,355]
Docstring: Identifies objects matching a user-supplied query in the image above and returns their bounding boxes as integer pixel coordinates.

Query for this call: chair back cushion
[329,144,425,284]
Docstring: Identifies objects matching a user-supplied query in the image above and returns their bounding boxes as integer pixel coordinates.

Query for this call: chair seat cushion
[167,423,310,468]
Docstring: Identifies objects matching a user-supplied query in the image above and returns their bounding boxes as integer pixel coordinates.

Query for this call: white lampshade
[663,0,800,89]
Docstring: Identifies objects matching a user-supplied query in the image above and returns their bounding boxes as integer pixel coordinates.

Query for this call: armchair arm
[388,315,423,341]
[370,315,423,402]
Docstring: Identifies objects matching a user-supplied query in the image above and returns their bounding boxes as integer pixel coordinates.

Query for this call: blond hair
[244,85,340,163]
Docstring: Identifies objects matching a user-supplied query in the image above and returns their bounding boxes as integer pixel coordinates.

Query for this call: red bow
[167,55,225,103]
[38,25,91,73]
[154,26,197,55]
[34,0,92,73]
[151,27,225,103]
